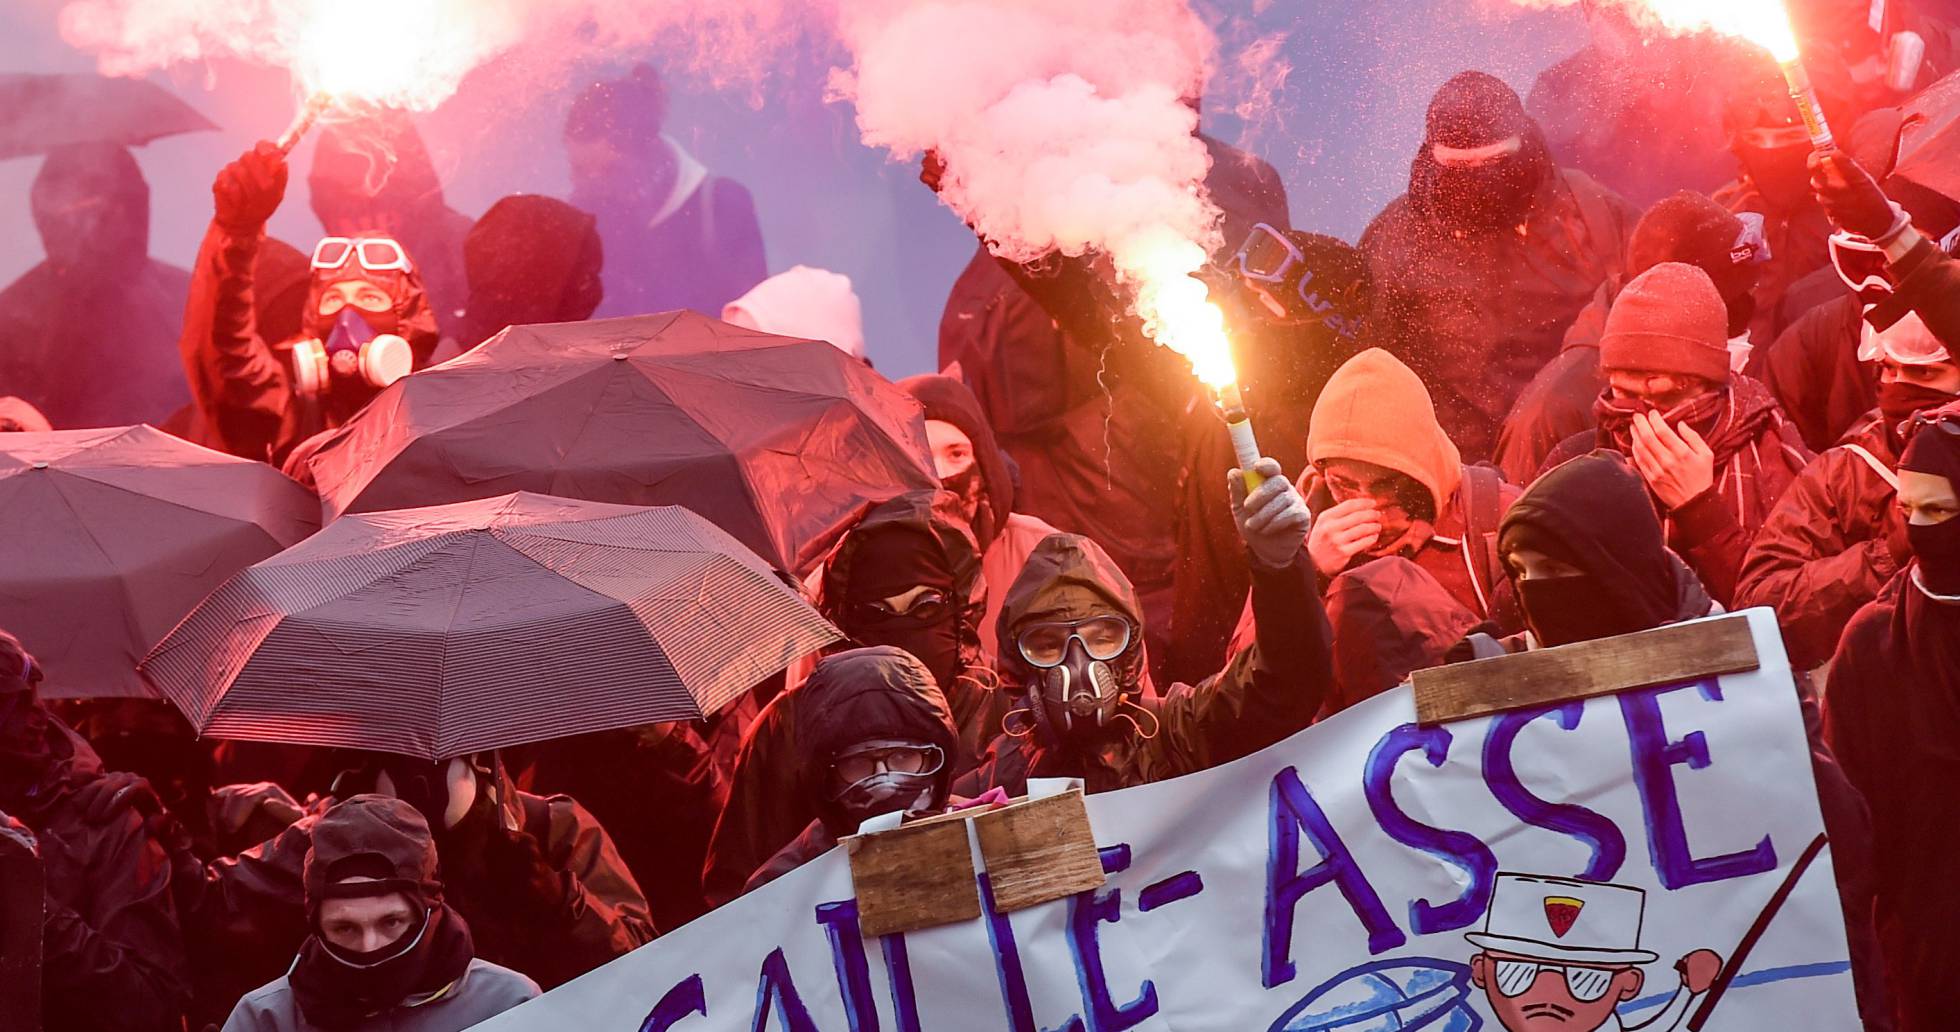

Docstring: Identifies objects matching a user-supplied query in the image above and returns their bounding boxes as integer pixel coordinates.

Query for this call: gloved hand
[74,771,163,824]
[1808,150,1898,240]
[1231,458,1313,570]
[0,809,37,857]
[213,141,290,234]
[483,828,568,916]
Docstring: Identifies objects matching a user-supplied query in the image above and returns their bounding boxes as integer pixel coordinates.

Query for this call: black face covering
[843,528,964,691]
[289,903,474,1029]
[1878,381,1959,425]
[1518,575,1651,647]
[1909,519,1960,595]
[1736,140,1815,212]
[1425,160,1542,231]
[940,466,986,531]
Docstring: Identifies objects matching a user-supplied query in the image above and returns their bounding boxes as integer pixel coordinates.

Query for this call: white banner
[475,609,1859,1032]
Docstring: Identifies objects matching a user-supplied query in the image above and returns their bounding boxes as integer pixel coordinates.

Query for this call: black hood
[793,647,959,835]
[461,195,604,349]
[1408,71,1555,230]
[1499,450,1679,635]
[32,142,148,278]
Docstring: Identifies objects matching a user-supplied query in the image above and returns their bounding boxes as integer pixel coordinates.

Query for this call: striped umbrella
[142,492,840,760]
[0,426,319,699]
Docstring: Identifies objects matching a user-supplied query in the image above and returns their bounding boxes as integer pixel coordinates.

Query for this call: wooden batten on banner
[1411,614,1761,726]
[976,789,1104,912]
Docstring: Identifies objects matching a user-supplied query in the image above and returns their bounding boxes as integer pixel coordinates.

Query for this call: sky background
[0,0,1587,377]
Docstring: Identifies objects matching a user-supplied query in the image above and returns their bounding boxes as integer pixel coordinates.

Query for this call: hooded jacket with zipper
[1541,375,1812,605]
[956,533,1331,797]
[1361,75,1634,462]
[1755,292,1880,453]
[0,707,190,1032]
[1736,411,1909,669]
[701,493,1001,907]
[744,648,961,893]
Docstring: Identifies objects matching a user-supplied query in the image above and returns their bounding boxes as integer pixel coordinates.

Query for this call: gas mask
[293,308,413,397]
[827,739,944,829]
[1016,616,1135,735]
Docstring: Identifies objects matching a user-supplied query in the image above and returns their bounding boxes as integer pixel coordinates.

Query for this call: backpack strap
[1840,443,1900,491]
[1458,465,1508,617]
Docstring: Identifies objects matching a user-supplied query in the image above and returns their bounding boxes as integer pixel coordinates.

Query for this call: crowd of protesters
[5,5,1960,1030]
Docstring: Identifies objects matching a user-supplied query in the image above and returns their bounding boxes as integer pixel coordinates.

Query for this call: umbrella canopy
[303,312,937,578]
[0,74,216,160]
[1894,69,1960,202]
[142,492,841,761]
[0,426,319,699]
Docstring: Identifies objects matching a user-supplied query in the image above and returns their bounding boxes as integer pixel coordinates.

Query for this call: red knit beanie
[1598,262,1732,383]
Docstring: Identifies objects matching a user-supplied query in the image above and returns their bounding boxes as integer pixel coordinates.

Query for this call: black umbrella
[0,74,216,160]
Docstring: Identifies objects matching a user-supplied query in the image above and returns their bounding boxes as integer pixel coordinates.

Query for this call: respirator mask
[1016,616,1134,732]
[295,236,416,397]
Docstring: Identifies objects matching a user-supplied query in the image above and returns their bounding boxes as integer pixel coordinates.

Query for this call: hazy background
[0,1,1587,377]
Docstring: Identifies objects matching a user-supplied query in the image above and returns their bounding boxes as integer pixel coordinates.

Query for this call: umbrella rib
[432,532,485,758]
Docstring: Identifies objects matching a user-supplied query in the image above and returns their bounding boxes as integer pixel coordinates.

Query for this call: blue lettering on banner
[1137,872,1203,913]
[1264,766,1406,989]
[638,973,708,1032]
[1484,704,1628,881]
[1066,845,1159,1032]
[1621,681,1777,889]
[980,872,1086,1032]
[1364,724,1497,936]
[753,948,819,1032]
[879,934,923,1032]
[816,901,877,1032]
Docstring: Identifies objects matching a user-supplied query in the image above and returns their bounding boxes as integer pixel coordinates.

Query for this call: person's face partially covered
[924,419,985,527]
[1319,457,1422,546]
[1471,951,1643,1030]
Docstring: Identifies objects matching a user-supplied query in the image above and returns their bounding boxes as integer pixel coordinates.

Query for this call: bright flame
[1604,0,1800,61]
[1120,231,1237,389]
[284,0,490,109]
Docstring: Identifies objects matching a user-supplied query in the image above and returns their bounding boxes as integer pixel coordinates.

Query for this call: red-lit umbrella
[1893,70,1960,202]
[142,492,840,761]
[0,426,319,699]
[302,312,936,578]
[0,74,216,160]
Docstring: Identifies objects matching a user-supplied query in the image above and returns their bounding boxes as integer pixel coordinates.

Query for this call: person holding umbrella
[219,795,537,1032]
[0,629,190,1032]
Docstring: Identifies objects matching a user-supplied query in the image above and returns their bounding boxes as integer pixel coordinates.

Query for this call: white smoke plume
[1492,0,1799,60]
[835,0,1237,384]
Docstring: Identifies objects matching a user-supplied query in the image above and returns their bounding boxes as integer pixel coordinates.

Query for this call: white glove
[1231,458,1312,570]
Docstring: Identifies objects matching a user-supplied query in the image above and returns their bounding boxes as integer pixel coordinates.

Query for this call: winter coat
[221,958,538,1032]
[1542,376,1812,605]
[188,778,652,1017]
[741,647,960,893]
[0,144,193,430]
[1361,166,1634,461]
[1492,276,1616,486]
[957,533,1331,796]
[936,135,1290,645]
[577,138,765,320]
[1825,572,1960,1032]
[0,713,190,1032]
[1756,293,1877,453]
[1735,412,1907,669]
[176,221,441,466]
[1321,558,1484,718]
[1886,236,1960,346]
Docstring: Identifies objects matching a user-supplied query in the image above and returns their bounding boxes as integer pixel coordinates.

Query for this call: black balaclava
[1499,451,1680,646]
[291,795,474,1029]
[31,143,148,281]
[1409,71,1553,233]
[840,525,964,692]
[1724,80,1816,213]
[461,195,605,350]
[1900,408,1960,595]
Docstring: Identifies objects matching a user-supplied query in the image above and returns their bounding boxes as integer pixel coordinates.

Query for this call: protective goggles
[849,588,952,624]
[312,236,413,275]
[831,740,945,787]
[1729,212,1773,266]
[1830,232,1895,298]
[1232,223,1358,332]
[1906,407,1960,438]
[1491,959,1619,1003]
[1016,616,1132,669]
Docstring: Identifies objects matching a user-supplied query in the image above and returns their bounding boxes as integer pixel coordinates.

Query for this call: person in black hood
[458,195,605,351]
[220,794,537,1032]
[1363,71,1634,461]
[0,143,194,429]
[745,648,961,892]
[181,140,443,467]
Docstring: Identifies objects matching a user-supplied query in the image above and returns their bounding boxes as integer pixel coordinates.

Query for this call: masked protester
[220,795,536,1032]
[957,458,1330,796]
[1363,71,1635,461]
[186,749,652,1024]
[1756,112,1960,450]
[1496,191,1768,484]
[1825,400,1960,1032]
[725,266,870,364]
[1738,313,1960,668]
[180,142,442,468]
[0,630,190,1032]
[456,195,604,352]
[0,143,193,429]
[1164,228,1371,685]
[1541,263,1812,605]
[566,64,766,318]
[700,491,995,907]
[744,648,962,892]
[900,374,1062,657]
[1808,149,1960,356]
[309,114,473,342]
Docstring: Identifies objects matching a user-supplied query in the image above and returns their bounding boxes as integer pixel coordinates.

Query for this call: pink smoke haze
[1494,0,1801,60]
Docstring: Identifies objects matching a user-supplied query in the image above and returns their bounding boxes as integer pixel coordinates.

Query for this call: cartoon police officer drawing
[1466,874,1722,1031]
